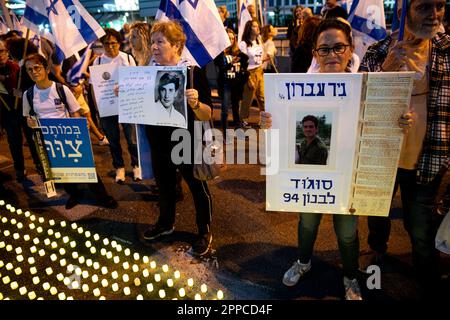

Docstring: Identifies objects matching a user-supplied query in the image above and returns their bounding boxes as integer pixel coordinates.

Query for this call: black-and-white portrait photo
[154,71,186,127]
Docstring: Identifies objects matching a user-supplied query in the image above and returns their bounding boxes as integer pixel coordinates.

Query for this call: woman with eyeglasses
[260,18,363,300]
[91,28,141,184]
[22,53,118,210]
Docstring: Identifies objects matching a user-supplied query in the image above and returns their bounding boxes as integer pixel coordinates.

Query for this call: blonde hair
[218,5,229,19]
[130,21,152,66]
[150,21,186,56]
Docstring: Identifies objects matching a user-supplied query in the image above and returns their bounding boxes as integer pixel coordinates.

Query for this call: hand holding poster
[39,118,97,183]
[118,66,187,129]
[89,64,119,117]
[265,72,414,216]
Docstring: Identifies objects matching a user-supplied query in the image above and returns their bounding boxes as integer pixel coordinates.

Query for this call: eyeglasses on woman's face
[26,64,44,74]
[314,44,350,57]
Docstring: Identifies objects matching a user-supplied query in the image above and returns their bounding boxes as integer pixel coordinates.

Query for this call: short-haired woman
[92,28,140,184]
[23,53,117,210]
[142,21,214,256]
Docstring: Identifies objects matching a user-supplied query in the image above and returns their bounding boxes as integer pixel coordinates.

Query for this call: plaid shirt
[359,33,450,185]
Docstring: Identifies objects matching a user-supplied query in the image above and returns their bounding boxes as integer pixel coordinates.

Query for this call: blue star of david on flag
[179,0,199,9]
[47,0,59,15]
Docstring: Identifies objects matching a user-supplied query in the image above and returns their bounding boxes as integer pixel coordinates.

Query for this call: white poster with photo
[89,64,119,117]
[265,73,363,214]
[118,66,188,129]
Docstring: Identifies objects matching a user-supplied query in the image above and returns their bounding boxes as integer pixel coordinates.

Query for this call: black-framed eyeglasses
[104,41,119,47]
[314,44,350,57]
[0,49,8,54]
[26,65,44,73]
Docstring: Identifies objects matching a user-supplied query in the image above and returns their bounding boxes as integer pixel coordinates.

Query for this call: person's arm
[51,64,67,84]
[23,89,39,128]
[63,86,82,117]
[186,88,211,121]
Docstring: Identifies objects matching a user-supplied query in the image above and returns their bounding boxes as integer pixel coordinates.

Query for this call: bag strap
[26,86,35,116]
[55,83,68,108]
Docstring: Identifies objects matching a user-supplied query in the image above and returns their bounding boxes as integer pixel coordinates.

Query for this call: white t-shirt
[92,51,136,67]
[239,40,264,70]
[153,100,186,128]
[23,83,80,119]
[263,39,277,70]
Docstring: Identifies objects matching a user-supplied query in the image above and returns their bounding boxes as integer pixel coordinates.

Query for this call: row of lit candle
[1,201,226,300]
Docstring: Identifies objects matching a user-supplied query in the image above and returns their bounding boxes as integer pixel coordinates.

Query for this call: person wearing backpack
[23,53,118,210]
[91,28,141,184]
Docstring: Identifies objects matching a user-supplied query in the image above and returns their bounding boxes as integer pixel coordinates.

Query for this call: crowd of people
[0,0,449,300]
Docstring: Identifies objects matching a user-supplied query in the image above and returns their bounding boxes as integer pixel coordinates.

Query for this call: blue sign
[136,124,154,180]
[39,118,97,183]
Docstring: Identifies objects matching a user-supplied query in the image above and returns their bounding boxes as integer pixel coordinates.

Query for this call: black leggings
[151,147,212,235]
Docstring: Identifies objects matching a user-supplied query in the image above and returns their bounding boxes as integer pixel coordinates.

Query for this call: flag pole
[0,0,13,30]
[14,28,30,110]
[398,0,407,41]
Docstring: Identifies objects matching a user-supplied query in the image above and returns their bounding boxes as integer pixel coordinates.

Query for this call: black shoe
[192,233,213,256]
[65,196,79,210]
[143,224,174,240]
[98,196,118,209]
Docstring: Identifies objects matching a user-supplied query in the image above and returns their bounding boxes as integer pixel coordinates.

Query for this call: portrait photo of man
[154,71,186,127]
[295,114,329,165]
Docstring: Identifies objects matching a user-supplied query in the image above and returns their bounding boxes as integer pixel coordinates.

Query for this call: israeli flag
[348,0,387,59]
[238,0,253,43]
[0,17,8,34]
[156,0,231,67]
[10,11,22,32]
[66,44,92,85]
[22,0,105,63]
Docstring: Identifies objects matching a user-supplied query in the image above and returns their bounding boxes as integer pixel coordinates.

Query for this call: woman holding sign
[92,28,140,184]
[141,21,214,257]
[22,53,118,211]
[273,19,363,300]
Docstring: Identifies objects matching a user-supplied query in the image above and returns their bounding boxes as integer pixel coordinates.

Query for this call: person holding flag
[22,53,118,210]
[359,0,449,297]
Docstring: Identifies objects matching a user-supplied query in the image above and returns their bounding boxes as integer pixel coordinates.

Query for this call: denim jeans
[298,212,359,279]
[367,168,441,281]
[100,115,138,169]
[221,84,240,139]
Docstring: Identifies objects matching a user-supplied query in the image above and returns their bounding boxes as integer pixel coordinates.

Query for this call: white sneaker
[282,260,311,287]
[115,167,126,183]
[98,136,109,146]
[132,166,142,181]
[343,277,363,300]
